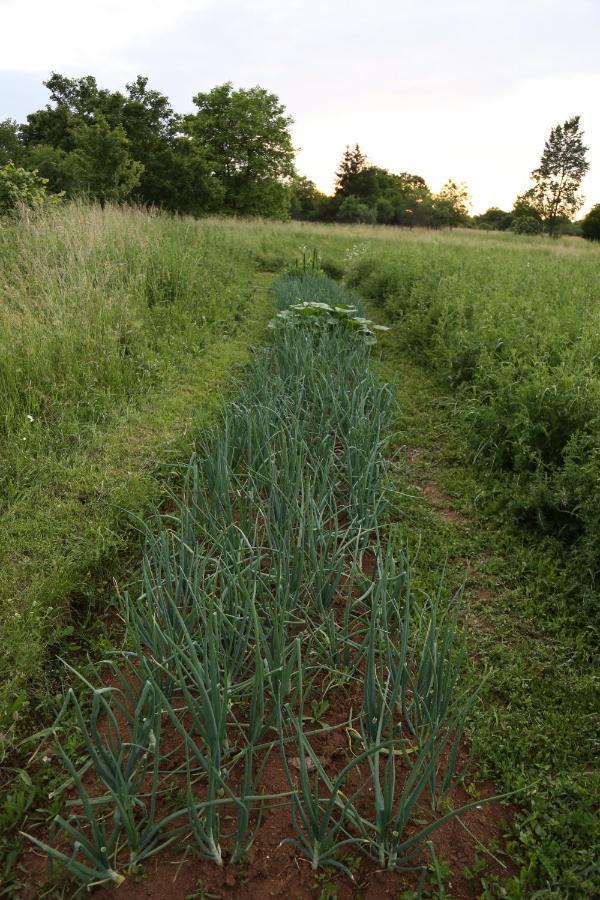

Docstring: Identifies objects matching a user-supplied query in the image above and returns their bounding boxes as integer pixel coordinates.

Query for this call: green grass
[345,234,600,639]
[373,318,599,898]
[0,203,275,741]
[0,202,259,511]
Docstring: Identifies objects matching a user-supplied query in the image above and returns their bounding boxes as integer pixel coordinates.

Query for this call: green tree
[23,144,72,193]
[524,115,589,236]
[0,119,22,166]
[434,180,471,227]
[0,162,62,216]
[21,74,104,151]
[474,207,513,231]
[335,144,367,193]
[581,204,600,242]
[185,82,295,217]
[65,118,143,206]
[394,174,434,228]
[289,175,328,221]
[336,195,376,224]
[118,76,197,210]
[512,193,543,222]
[20,73,211,212]
[333,163,435,227]
[512,215,542,235]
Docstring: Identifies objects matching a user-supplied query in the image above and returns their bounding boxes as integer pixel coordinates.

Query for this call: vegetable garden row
[23,271,501,896]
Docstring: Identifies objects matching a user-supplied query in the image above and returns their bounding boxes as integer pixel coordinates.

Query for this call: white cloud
[0,0,209,72]
[296,71,600,213]
[1,0,598,213]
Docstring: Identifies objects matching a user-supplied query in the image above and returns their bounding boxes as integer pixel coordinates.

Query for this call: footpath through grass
[0,204,276,742]
[374,316,599,898]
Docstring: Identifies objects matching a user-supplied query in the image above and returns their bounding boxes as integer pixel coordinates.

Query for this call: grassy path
[0,272,275,744]
[374,316,599,898]
[1,274,276,892]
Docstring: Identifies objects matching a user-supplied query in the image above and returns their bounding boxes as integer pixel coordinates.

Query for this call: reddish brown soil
[22,779,513,899]
[19,458,515,898]
[21,673,515,900]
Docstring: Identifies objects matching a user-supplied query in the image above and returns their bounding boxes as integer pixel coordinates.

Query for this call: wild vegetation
[1,208,598,898]
[0,202,268,737]
[1,74,596,235]
[346,234,600,638]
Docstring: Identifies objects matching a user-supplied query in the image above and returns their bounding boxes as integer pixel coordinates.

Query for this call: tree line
[0,74,295,217]
[291,144,471,229]
[1,73,598,239]
[295,120,598,239]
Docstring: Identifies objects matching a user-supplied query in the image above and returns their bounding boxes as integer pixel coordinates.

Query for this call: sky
[1,0,599,214]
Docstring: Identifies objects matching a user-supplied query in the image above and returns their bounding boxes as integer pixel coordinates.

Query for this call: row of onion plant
[25,269,489,891]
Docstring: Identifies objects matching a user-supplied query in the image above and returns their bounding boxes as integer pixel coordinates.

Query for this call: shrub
[581,204,600,241]
[337,195,377,224]
[0,162,62,216]
[512,215,542,235]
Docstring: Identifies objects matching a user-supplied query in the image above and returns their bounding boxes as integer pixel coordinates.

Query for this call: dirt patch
[421,482,468,526]
[20,671,516,900]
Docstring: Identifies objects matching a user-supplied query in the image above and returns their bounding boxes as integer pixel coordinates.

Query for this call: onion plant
[29,267,487,889]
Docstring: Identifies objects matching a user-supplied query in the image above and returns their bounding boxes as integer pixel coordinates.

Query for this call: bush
[0,162,62,216]
[581,204,600,241]
[512,215,542,235]
[336,195,377,224]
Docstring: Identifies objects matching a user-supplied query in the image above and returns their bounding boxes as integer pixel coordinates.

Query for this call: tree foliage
[435,180,471,227]
[326,153,463,229]
[473,207,513,231]
[512,215,543,235]
[65,118,144,205]
[522,116,589,236]
[9,73,295,217]
[581,204,600,242]
[185,82,295,217]
[336,195,377,224]
[289,175,328,221]
[335,144,367,193]
[0,119,21,166]
[0,162,62,216]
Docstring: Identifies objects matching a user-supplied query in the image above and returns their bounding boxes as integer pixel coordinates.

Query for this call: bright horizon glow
[1,0,599,215]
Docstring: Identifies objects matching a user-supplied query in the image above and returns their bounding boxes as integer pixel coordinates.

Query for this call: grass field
[1,206,599,898]
[0,203,270,738]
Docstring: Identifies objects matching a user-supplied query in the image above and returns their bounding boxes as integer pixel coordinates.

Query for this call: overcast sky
[1,0,599,213]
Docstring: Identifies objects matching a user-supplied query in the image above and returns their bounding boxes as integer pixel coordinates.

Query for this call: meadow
[0,203,266,734]
[345,231,600,635]
[1,206,599,898]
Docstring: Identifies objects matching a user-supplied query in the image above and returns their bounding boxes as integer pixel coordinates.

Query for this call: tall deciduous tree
[434,180,471,227]
[20,73,214,212]
[334,144,367,193]
[185,83,295,217]
[524,116,589,236]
